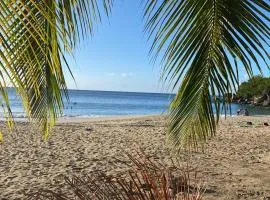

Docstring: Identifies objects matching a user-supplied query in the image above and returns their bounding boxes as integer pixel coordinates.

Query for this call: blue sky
[66,1,166,93]
[65,1,269,93]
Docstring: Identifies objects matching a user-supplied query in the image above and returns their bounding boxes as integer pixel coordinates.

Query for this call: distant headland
[229,76,270,107]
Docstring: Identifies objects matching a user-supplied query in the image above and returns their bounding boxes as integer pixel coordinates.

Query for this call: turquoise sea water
[1,89,270,118]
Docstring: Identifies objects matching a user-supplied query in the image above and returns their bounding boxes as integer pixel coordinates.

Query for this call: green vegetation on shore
[236,76,270,106]
[237,76,270,99]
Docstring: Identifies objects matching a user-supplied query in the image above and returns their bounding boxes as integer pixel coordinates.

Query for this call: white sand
[0,115,270,199]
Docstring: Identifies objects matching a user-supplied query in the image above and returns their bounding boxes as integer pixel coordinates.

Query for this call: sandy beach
[1,115,270,199]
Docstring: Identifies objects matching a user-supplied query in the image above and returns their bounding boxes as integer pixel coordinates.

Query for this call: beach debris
[247,122,253,125]
[0,131,2,143]
[85,127,93,132]
[263,122,269,126]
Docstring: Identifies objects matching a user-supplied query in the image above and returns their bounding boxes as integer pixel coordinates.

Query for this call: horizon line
[6,87,176,95]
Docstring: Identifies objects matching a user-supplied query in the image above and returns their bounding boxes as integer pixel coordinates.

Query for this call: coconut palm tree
[0,0,269,150]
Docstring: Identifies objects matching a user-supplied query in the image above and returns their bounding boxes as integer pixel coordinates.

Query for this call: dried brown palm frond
[28,151,203,200]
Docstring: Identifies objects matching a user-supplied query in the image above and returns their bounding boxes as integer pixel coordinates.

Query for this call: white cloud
[121,72,134,78]
[107,72,116,77]
[106,72,135,78]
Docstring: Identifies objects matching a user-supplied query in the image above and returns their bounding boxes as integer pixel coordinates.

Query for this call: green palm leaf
[0,0,112,138]
[144,0,269,150]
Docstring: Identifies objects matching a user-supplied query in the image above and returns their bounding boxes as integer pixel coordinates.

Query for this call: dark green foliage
[237,76,270,98]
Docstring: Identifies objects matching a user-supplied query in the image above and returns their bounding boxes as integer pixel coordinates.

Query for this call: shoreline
[1,113,269,124]
[0,114,162,123]
[58,114,270,124]
[57,114,162,123]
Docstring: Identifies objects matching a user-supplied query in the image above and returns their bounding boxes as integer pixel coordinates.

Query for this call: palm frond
[0,0,113,137]
[144,0,270,150]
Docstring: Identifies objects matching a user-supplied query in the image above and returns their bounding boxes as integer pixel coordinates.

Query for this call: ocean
[1,89,270,119]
